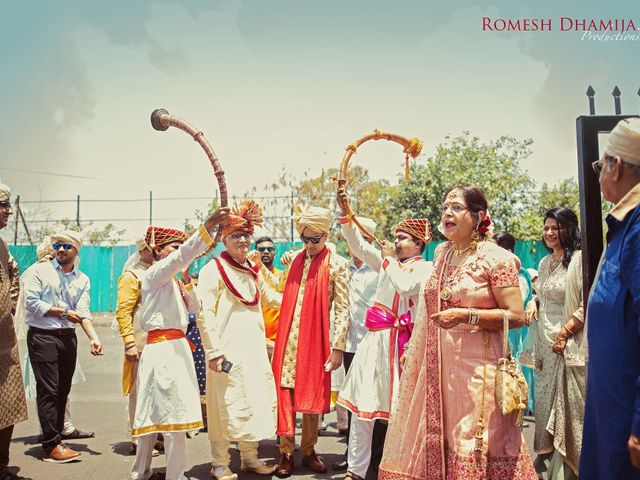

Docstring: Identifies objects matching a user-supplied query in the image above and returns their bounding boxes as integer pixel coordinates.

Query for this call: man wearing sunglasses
[23,229,96,464]
[0,180,29,479]
[197,201,282,480]
[580,117,640,479]
[254,236,284,360]
[335,186,433,480]
[267,204,350,478]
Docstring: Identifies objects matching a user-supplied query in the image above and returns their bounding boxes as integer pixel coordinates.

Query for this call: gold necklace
[452,243,474,258]
[440,247,472,301]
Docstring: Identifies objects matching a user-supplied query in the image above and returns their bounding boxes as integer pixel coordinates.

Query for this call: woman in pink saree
[379,185,536,480]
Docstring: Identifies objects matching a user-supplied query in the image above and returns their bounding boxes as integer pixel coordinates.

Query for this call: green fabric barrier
[9,240,548,312]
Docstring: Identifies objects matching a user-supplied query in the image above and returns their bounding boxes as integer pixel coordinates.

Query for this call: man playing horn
[265,205,350,478]
[130,206,229,480]
[335,187,433,480]
[197,201,281,480]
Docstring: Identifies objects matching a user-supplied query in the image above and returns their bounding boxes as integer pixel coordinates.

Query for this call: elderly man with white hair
[23,229,102,463]
[264,205,350,478]
[580,117,640,479]
[0,180,29,480]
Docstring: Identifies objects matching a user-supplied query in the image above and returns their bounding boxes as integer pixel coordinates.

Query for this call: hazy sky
[1,0,639,241]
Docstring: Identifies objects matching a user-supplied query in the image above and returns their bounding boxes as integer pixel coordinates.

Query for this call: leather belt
[29,326,76,336]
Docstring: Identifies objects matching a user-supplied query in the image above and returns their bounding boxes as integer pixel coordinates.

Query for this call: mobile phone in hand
[221,359,233,373]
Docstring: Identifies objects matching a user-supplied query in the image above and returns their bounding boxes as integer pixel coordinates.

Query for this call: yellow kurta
[266,250,350,389]
[116,263,150,395]
[197,255,282,441]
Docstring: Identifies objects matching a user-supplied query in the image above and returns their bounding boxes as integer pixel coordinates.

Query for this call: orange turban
[395,218,432,244]
[145,226,187,248]
[221,200,264,237]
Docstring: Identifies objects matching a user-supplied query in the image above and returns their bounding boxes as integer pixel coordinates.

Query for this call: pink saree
[379,242,536,480]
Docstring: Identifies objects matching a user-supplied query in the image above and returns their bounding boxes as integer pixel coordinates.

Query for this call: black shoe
[332,459,348,471]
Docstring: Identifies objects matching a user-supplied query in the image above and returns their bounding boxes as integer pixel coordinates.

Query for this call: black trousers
[0,425,14,472]
[27,328,77,452]
[342,351,388,473]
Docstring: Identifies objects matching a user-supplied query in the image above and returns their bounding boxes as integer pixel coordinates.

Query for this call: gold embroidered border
[131,420,203,437]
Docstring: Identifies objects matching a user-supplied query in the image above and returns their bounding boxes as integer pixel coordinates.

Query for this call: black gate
[576,86,639,304]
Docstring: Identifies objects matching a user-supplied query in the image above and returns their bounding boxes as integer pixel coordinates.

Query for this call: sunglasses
[52,243,74,251]
[300,234,324,245]
[0,201,11,209]
[257,246,275,253]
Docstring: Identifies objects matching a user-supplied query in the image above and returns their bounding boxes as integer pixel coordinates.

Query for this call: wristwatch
[60,308,69,320]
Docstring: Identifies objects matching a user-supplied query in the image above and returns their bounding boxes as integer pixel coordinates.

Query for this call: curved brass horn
[337,129,423,246]
[150,108,228,249]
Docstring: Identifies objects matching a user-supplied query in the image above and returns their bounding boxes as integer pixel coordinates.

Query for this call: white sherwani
[197,254,281,442]
[132,226,213,437]
[337,222,433,419]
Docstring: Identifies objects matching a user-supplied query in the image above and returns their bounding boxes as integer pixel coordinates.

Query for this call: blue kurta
[580,193,640,479]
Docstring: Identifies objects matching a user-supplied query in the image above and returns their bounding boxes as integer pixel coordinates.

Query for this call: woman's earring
[470,228,480,249]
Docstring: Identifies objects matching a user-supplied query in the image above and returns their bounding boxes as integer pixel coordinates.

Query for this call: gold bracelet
[563,325,575,335]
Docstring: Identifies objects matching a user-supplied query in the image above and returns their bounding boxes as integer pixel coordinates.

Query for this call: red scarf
[213,251,260,307]
[271,247,331,436]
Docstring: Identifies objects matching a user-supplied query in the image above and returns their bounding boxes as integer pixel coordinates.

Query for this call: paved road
[8,324,536,479]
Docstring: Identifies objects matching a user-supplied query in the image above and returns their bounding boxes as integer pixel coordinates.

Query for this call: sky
[1,0,639,242]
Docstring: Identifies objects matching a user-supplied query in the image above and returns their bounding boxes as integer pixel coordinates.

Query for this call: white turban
[293,204,332,235]
[605,117,640,165]
[0,179,11,202]
[36,237,55,262]
[135,236,149,251]
[357,216,377,234]
[51,229,83,251]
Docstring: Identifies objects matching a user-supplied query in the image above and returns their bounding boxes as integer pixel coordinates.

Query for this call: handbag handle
[501,309,511,359]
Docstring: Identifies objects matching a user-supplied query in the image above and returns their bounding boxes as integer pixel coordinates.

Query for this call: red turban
[221,200,263,237]
[395,218,432,244]
[145,226,187,248]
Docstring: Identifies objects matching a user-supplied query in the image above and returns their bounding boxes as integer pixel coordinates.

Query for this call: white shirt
[346,259,378,353]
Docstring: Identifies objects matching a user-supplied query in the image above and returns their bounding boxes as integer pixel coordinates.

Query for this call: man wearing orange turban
[197,201,282,480]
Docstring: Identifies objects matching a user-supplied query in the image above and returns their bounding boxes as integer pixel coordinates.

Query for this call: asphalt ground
[8,323,536,480]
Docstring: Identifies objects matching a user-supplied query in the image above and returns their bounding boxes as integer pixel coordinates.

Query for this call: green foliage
[392,133,539,239]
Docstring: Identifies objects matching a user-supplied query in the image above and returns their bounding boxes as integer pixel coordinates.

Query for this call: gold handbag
[495,309,528,425]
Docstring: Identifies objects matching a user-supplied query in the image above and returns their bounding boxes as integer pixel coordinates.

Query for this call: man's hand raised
[204,207,231,232]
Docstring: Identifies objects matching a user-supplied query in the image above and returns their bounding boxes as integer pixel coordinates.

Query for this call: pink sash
[365,305,413,358]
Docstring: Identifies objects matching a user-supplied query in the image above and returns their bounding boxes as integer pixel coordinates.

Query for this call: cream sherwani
[337,222,433,478]
[197,254,281,468]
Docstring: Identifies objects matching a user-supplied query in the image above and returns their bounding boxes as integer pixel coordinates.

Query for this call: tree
[391,133,539,239]
[245,165,398,243]
[538,179,581,216]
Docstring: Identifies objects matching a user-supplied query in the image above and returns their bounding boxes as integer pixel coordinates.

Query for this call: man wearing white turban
[0,180,29,480]
[263,205,350,478]
[115,236,157,455]
[581,117,640,479]
[24,229,102,463]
